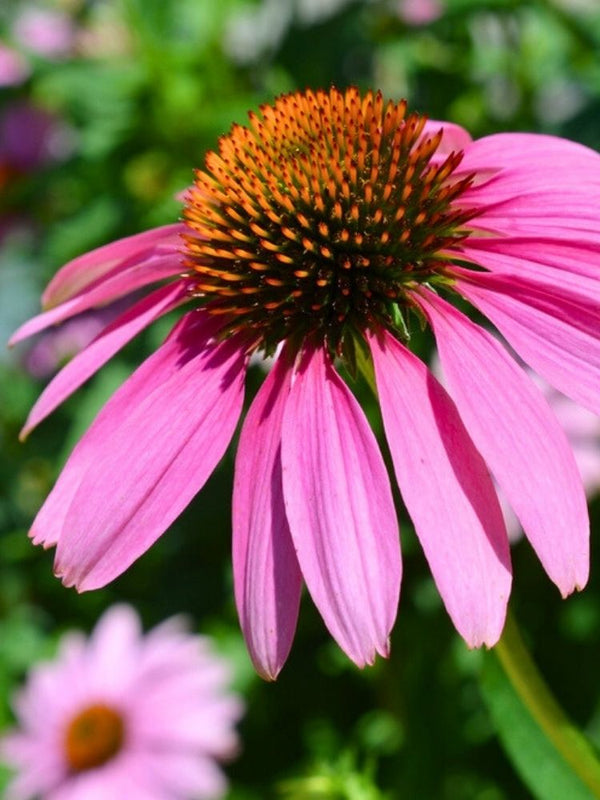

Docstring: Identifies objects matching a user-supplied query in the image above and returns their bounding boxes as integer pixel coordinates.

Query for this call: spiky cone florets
[183,86,475,363]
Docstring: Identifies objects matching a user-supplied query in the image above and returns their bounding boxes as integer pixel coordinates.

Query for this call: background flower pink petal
[1,605,242,800]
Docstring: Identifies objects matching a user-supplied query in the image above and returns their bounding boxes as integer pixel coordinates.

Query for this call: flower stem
[355,341,377,396]
[494,609,600,797]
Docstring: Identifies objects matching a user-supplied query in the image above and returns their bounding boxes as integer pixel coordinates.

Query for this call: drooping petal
[54,327,247,591]
[368,329,511,647]
[419,289,589,595]
[42,223,185,308]
[281,345,401,667]
[454,270,600,416]
[20,282,189,438]
[29,311,220,551]
[232,348,302,680]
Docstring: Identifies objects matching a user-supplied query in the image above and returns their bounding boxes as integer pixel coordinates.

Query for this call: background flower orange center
[64,703,125,772]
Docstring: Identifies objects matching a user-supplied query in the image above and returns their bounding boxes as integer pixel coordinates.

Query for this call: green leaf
[480,615,600,800]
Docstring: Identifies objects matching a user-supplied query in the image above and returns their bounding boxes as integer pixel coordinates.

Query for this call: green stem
[355,341,378,397]
[495,610,600,797]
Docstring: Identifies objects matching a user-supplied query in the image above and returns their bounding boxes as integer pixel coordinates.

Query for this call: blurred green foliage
[2,0,600,798]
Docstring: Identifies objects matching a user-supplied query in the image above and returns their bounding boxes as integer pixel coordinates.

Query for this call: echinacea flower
[11,87,600,678]
[1,605,243,800]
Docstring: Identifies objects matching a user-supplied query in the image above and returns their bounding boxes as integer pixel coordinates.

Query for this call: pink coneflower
[11,87,599,678]
[13,7,75,59]
[0,44,30,87]
[396,0,443,26]
[1,605,243,800]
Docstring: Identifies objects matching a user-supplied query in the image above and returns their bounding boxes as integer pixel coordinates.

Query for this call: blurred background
[2,1,600,797]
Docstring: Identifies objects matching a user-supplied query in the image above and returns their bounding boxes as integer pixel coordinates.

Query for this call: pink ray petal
[465,187,600,219]
[454,270,600,416]
[143,752,228,800]
[457,240,600,303]
[422,119,472,152]
[281,345,401,668]
[232,347,302,680]
[54,328,247,591]
[421,120,473,166]
[419,289,589,595]
[3,743,65,800]
[456,132,600,201]
[30,311,221,551]
[368,329,511,647]
[42,224,185,308]
[21,282,189,438]
[87,604,141,694]
[461,132,600,182]
[10,254,185,346]
[464,198,600,247]
[467,195,600,233]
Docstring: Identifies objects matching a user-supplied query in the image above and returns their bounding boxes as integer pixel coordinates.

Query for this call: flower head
[183,91,472,360]
[1,605,243,800]
[11,87,600,678]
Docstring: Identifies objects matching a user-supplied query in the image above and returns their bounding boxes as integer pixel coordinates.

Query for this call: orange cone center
[64,703,125,772]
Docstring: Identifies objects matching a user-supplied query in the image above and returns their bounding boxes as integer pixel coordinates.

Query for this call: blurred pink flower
[25,314,108,379]
[554,398,600,496]
[24,303,129,379]
[396,0,443,26]
[12,88,600,678]
[0,44,30,87]
[0,102,71,177]
[13,7,75,59]
[1,605,243,800]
